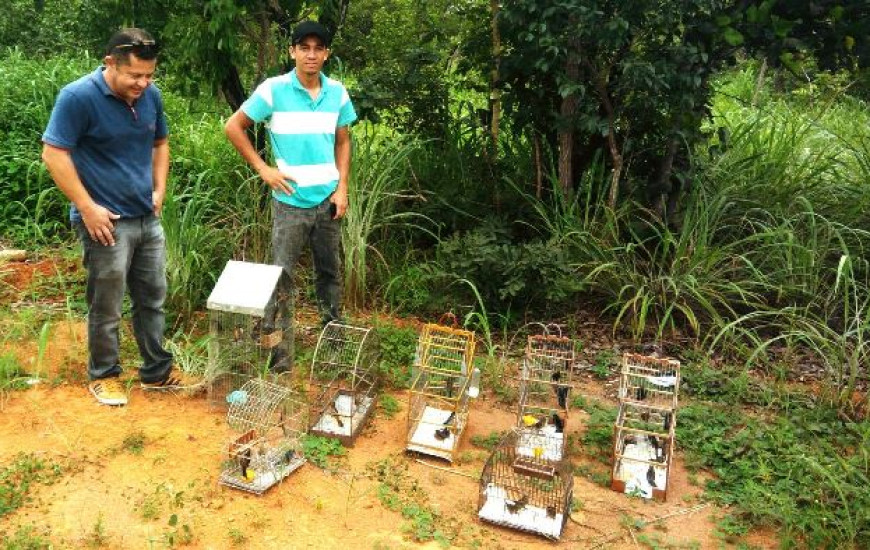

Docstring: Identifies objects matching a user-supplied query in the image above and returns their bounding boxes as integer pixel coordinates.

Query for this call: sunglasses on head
[112,39,160,57]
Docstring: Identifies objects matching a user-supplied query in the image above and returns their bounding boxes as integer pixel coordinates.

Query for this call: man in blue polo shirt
[42,28,190,406]
[225,20,357,370]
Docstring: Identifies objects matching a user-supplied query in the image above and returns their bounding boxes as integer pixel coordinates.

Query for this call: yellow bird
[522,415,538,427]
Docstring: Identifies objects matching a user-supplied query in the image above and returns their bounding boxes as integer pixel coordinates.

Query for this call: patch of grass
[86,512,108,548]
[591,350,614,379]
[121,431,147,455]
[163,514,194,547]
[302,435,347,469]
[0,353,29,392]
[227,527,246,546]
[375,323,418,388]
[0,453,63,517]
[2,524,51,549]
[470,431,505,451]
[379,394,401,419]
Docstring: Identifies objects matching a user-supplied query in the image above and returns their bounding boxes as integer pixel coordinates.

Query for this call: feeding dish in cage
[308,322,380,446]
[478,429,573,540]
[206,261,292,409]
[617,353,680,410]
[219,378,306,494]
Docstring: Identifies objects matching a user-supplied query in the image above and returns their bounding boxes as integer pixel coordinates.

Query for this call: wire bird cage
[406,317,478,462]
[478,429,573,540]
[611,353,681,501]
[219,378,306,495]
[617,353,681,410]
[307,322,380,446]
[206,261,293,409]
[515,334,577,463]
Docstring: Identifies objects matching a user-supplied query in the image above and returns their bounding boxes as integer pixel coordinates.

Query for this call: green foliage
[470,431,504,452]
[2,524,51,550]
[301,435,346,469]
[375,323,418,388]
[0,454,63,517]
[121,431,147,455]
[378,394,401,419]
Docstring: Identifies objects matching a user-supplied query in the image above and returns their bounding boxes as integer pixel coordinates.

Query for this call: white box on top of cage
[207,260,284,316]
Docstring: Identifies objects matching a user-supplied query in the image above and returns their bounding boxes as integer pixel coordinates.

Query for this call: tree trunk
[558,39,581,197]
[489,0,501,149]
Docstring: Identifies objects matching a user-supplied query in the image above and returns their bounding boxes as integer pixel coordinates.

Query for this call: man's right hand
[258,165,295,195]
[80,203,121,246]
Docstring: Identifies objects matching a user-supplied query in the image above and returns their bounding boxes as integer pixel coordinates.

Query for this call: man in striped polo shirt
[225,21,357,369]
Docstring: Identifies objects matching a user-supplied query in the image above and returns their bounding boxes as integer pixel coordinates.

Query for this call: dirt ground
[0,258,776,549]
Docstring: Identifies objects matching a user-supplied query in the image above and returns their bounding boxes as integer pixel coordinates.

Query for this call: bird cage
[206,260,293,409]
[307,322,380,446]
[406,316,478,462]
[219,378,306,495]
[611,401,676,501]
[414,314,476,373]
[617,353,681,410]
[515,334,577,462]
[478,429,573,540]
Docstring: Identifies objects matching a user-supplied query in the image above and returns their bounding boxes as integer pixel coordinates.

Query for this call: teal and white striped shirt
[242,69,357,208]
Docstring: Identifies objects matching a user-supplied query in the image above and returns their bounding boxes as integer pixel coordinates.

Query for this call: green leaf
[723,27,744,47]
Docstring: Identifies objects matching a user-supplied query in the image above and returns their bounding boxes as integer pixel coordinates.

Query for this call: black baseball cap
[292,21,331,48]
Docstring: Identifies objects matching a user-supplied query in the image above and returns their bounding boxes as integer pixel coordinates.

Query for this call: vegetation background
[1,0,869,548]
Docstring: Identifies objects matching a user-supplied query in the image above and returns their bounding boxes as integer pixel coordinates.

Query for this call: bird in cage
[646,465,657,488]
[434,411,456,440]
[546,504,557,518]
[506,494,529,514]
[635,384,648,401]
[237,447,253,480]
[648,434,660,456]
[551,371,569,408]
[327,401,345,428]
[663,412,672,431]
[550,412,565,433]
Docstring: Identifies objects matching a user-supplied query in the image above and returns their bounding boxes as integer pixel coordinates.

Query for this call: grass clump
[301,435,346,469]
[0,453,63,517]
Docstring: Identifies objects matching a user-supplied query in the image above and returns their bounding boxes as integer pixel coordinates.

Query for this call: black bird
[445,377,456,398]
[648,434,660,456]
[546,505,557,518]
[534,416,546,429]
[551,371,569,409]
[434,426,451,440]
[663,412,672,431]
[646,465,657,488]
[506,494,528,514]
[443,411,455,425]
[283,449,296,464]
[238,447,252,478]
[550,412,565,433]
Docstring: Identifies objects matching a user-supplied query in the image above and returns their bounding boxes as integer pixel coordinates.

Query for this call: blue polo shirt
[42,66,168,221]
[242,69,356,208]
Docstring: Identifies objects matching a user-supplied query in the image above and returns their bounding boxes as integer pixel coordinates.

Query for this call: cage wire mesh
[406,316,478,461]
[478,429,573,540]
[219,378,306,495]
[611,353,681,501]
[515,334,577,462]
[307,322,380,446]
[206,261,293,409]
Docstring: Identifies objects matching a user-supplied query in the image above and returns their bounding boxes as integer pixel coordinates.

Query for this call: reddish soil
[0,258,776,549]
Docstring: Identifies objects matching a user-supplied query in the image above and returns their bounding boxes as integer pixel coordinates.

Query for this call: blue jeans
[271,198,342,326]
[75,215,173,382]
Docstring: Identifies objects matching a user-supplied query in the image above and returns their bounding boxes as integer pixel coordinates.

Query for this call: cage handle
[438,312,459,327]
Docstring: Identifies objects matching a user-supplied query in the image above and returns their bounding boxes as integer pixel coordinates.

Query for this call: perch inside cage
[219,378,306,494]
[206,260,293,409]
[514,334,577,462]
[610,402,676,501]
[617,353,681,410]
[307,322,380,446]
[478,429,573,540]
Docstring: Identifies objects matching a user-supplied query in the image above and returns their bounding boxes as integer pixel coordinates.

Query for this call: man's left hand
[331,190,348,219]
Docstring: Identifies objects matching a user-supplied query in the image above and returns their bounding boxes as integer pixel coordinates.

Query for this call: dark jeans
[271,198,342,327]
[75,215,172,382]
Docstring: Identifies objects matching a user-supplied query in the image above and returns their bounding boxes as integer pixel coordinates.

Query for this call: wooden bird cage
[515,334,577,462]
[307,322,380,446]
[617,353,681,411]
[610,401,677,501]
[406,316,478,462]
[478,429,573,540]
[206,261,293,409]
[219,378,306,494]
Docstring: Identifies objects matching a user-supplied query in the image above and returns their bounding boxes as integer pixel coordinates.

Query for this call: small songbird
[550,412,565,433]
[327,402,344,428]
[434,426,451,440]
[522,414,539,427]
[648,434,660,456]
[238,447,252,479]
[283,449,296,464]
[505,494,528,514]
[546,505,557,518]
[443,411,455,425]
[646,465,657,488]
[635,385,648,401]
[551,371,569,409]
[663,412,672,431]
